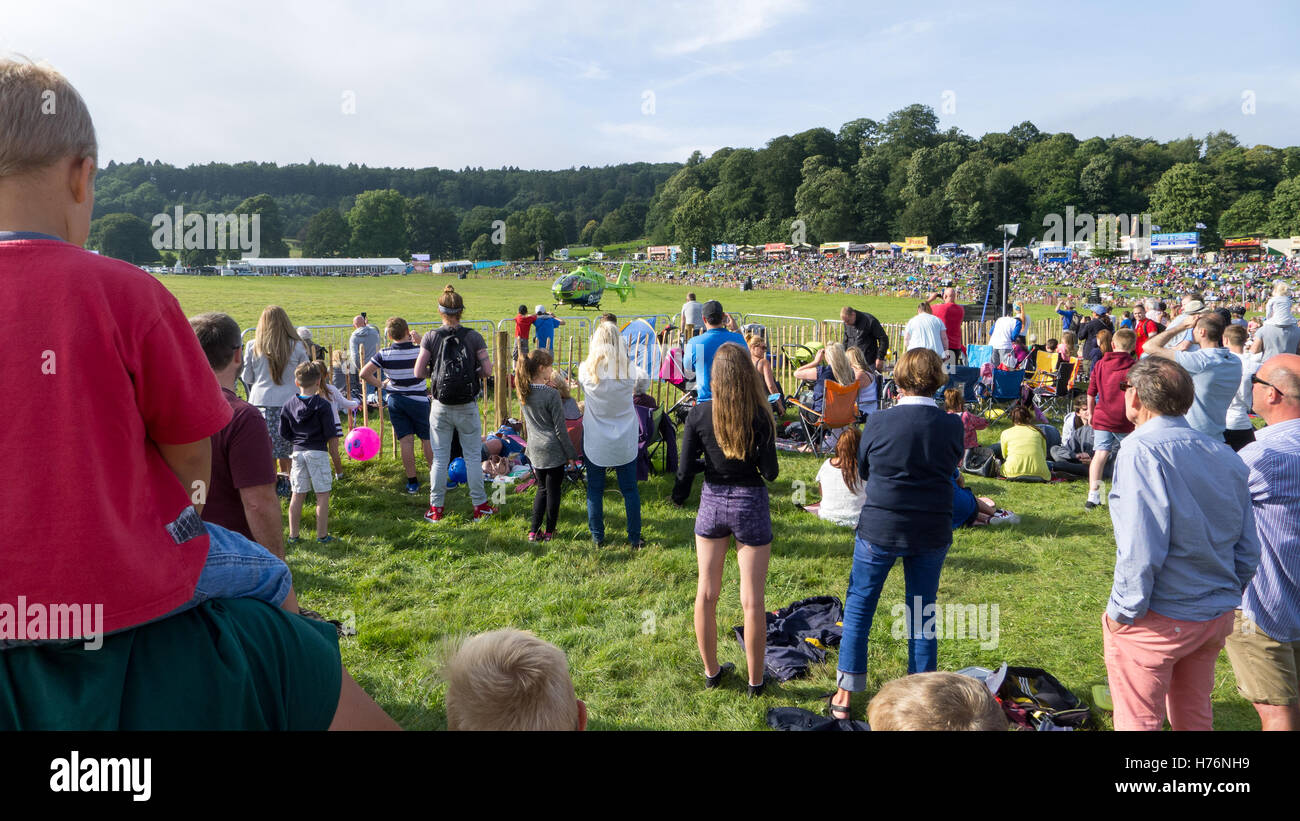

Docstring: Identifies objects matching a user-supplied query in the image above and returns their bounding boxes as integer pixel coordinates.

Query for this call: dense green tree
[671,189,718,262]
[795,156,856,243]
[1268,176,1300,236]
[232,194,289,257]
[1150,163,1219,232]
[1218,191,1272,236]
[347,189,408,257]
[468,233,495,261]
[88,213,156,264]
[578,219,598,245]
[302,207,350,257]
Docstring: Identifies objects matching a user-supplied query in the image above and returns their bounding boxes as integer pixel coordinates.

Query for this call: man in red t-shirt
[928,287,966,363]
[1132,303,1162,357]
[513,304,537,360]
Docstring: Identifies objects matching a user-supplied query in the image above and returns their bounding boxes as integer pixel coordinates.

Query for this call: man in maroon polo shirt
[190,312,299,611]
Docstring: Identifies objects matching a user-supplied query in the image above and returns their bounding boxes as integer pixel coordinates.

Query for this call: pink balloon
[344,426,381,461]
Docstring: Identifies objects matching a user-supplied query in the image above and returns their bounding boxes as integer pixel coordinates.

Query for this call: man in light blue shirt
[683,300,746,402]
[1226,354,1300,731]
[1142,312,1240,441]
[1104,357,1259,730]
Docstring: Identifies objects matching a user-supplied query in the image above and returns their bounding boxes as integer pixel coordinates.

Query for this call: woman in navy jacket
[827,348,964,720]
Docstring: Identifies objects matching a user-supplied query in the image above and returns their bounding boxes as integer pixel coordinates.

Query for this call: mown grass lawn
[282,424,1258,732]
[159,275,1258,730]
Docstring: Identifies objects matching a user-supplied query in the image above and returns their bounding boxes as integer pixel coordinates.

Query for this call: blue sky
[5,0,1298,169]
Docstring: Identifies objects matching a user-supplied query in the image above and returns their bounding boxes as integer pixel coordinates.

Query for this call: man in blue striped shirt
[1226,354,1300,731]
[360,317,431,494]
[1103,357,1260,731]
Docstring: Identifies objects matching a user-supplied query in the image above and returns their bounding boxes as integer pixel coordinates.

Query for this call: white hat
[296,326,312,339]
[534,305,547,314]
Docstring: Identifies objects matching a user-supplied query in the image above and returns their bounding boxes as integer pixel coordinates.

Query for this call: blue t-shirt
[684,328,748,401]
[534,315,560,350]
[1056,309,1076,330]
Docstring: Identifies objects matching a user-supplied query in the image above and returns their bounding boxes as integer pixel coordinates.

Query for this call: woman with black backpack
[414,285,495,523]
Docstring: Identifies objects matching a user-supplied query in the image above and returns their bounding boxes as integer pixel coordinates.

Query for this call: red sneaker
[423,505,445,523]
[472,502,498,522]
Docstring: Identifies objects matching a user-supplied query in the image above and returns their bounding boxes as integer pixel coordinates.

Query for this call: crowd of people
[5,58,1300,733]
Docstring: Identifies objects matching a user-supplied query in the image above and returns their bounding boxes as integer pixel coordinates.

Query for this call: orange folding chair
[788,379,861,456]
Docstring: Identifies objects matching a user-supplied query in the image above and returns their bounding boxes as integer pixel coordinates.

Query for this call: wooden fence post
[494,330,510,429]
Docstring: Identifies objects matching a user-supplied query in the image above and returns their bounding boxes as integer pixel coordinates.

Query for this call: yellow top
[1000,425,1050,480]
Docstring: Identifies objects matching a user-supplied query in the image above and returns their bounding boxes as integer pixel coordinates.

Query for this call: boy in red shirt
[0,58,397,729]
[513,304,537,360]
[1084,328,1137,510]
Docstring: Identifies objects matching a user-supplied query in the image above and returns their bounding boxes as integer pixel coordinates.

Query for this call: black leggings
[531,466,565,533]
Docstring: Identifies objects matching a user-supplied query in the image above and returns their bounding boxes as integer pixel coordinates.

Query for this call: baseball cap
[534,304,547,315]
[296,326,312,339]
[702,300,724,322]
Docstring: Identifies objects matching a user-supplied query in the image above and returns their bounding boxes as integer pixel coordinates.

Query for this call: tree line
[86,104,1300,265]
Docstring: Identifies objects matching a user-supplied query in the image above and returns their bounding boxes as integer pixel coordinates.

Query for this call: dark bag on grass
[992,665,1091,731]
[961,446,999,478]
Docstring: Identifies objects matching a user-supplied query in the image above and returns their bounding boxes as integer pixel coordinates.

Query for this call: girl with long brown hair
[516,349,578,542]
[241,305,309,476]
[672,342,778,696]
[813,425,866,527]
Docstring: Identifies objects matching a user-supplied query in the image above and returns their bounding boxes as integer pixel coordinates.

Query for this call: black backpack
[432,326,478,405]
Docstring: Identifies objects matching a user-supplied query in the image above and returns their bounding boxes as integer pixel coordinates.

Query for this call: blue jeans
[585,458,640,543]
[188,523,293,609]
[836,535,949,692]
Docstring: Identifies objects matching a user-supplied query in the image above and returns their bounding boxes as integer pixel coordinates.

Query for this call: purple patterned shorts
[695,482,773,546]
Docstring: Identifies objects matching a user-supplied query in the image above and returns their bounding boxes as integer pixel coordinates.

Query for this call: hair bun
[443,284,456,293]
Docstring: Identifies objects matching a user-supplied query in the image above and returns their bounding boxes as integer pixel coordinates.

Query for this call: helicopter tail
[611,262,636,303]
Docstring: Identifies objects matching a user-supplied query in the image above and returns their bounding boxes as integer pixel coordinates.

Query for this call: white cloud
[654,0,807,56]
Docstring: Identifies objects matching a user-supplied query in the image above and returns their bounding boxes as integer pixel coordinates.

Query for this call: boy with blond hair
[867,672,1008,731]
[280,361,337,542]
[443,629,587,731]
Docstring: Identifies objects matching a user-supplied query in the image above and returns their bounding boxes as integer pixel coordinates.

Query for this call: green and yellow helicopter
[551,259,635,310]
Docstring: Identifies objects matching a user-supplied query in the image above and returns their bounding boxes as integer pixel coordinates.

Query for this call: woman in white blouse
[579,322,649,548]
[241,305,309,475]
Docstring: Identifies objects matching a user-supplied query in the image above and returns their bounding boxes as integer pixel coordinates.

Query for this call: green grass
[157,275,1259,730]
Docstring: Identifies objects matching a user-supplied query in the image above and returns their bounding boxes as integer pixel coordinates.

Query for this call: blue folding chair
[966,344,992,371]
[981,369,1025,421]
[939,366,983,405]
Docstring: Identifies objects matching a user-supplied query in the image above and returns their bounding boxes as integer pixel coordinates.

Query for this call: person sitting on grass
[999,401,1051,481]
[516,349,579,543]
[442,629,586,731]
[951,469,1014,527]
[810,426,867,528]
[1050,395,1112,480]
[280,362,337,543]
[866,672,1009,731]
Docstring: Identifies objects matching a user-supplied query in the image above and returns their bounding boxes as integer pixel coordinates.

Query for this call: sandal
[825,691,851,720]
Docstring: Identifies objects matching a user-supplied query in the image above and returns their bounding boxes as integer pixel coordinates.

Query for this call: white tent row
[220,258,406,275]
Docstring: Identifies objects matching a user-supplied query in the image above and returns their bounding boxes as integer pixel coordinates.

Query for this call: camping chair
[979,369,1026,421]
[788,379,860,456]
[1024,350,1060,391]
[966,344,993,372]
[941,366,983,406]
[1036,356,1081,421]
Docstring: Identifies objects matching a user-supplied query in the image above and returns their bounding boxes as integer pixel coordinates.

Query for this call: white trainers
[988,509,1020,526]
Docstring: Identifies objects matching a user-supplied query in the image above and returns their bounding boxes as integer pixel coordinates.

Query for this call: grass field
[158,273,1260,730]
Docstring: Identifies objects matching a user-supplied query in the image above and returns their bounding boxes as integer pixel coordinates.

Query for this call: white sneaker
[989,509,1020,526]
